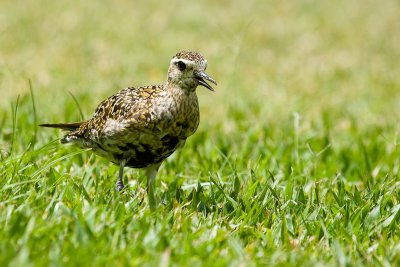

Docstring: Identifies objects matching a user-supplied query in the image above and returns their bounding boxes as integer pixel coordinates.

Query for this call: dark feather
[39,122,82,131]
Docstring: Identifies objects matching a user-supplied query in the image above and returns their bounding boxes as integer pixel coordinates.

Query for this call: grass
[1,0,400,266]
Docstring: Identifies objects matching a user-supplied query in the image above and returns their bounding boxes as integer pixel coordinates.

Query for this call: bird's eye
[176,61,186,71]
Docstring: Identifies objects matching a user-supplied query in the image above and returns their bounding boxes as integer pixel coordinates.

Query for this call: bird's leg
[145,163,161,210]
[116,160,126,191]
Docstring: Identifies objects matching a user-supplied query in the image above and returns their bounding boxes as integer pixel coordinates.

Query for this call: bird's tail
[39,122,83,131]
[40,122,84,144]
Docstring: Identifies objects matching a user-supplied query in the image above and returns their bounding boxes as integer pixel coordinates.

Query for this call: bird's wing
[39,122,83,131]
[75,86,164,140]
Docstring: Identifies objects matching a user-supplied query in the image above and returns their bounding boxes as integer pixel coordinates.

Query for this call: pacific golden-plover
[40,51,217,203]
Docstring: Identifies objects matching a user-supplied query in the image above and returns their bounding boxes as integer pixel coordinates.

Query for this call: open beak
[194,70,217,91]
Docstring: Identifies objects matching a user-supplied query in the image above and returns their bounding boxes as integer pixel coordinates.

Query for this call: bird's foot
[116,180,125,192]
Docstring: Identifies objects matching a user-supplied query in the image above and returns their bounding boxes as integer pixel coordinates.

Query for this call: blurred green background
[2,0,399,131]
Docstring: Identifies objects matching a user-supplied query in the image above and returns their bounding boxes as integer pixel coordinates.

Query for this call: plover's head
[167,51,217,92]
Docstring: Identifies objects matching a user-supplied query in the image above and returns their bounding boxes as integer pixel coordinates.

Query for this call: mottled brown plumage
[40,51,217,204]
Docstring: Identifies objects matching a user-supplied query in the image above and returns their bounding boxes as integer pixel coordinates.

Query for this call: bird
[40,51,217,206]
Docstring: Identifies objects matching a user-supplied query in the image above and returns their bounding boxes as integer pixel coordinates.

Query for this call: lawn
[1,0,399,266]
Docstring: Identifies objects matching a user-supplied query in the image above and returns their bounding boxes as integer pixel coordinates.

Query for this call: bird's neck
[163,82,199,113]
[165,81,197,95]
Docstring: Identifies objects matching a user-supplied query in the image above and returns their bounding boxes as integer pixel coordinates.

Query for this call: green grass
[1,0,400,266]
